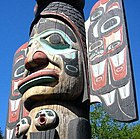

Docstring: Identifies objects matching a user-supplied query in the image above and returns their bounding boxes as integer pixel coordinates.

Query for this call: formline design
[6,0,138,139]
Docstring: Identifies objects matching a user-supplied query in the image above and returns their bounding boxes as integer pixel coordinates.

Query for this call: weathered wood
[6,0,138,139]
[30,130,57,139]
[6,1,90,137]
[68,118,91,139]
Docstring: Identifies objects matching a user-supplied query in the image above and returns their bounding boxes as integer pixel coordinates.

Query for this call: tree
[90,104,134,139]
[131,124,140,139]
[0,128,3,139]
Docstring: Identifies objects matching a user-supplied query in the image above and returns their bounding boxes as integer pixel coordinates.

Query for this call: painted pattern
[6,0,138,138]
[86,0,138,121]
[6,6,86,138]
[6,43,29,139]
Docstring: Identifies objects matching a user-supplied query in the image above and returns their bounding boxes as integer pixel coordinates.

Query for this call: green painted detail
[19,76,57,94]
[28,29,77,57]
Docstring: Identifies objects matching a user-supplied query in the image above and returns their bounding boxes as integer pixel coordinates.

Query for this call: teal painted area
[28,29,77,59]
[19,76,57,94]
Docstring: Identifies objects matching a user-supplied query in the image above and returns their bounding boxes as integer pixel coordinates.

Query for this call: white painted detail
[101,90,116,106]
[118,81,130,99]
[91,11,103,21]
[93,22,100,38]
[110,48,125,67]
[13,81,20,91]
[6,128,14,139]
[10,99,21,112]
[101,16,120,34]
[14,65,25,78]
[90,95,102,103]
[91,59,106,77]
[63,50,76,59]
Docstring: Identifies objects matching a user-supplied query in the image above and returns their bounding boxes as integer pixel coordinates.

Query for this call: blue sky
[0,0,140,134]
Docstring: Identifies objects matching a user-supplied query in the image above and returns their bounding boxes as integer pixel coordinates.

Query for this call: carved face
[15,117,31,138]
[34,109,58,130]
[18,18,84,104]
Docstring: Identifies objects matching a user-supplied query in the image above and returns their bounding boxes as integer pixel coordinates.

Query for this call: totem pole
[6,0,138,139]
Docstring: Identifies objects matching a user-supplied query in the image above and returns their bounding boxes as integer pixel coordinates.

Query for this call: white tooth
[10,99,21,112]
[6,128,14,139]
[91,59,107,77]
[118,81,130,99]
[110,48,125,67]
[101,90,116,106]
[90,95,102,103]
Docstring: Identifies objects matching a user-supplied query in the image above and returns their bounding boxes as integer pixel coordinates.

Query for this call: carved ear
[85,0,138,122]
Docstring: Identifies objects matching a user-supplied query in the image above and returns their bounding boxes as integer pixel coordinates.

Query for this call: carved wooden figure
[6,0,138,139]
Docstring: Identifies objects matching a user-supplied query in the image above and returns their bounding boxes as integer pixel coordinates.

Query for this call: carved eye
[35,113,40,118]
[90,7,104,22]
[42,33,70,49]
[21,119,26,125]
[101,16,120,34]
[49,33,63,44]
[46,111,54,117]
[14,65,25,78]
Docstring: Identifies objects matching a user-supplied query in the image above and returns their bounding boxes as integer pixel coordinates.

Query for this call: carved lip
[18,69,59,94]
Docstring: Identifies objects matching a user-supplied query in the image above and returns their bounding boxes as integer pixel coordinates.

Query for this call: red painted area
[107,2,120,12]
[90,0,109,14]
[90,60,107,91]
[25,51,49,70]
[109,47,127,81]
[100,0,109,4]
[15,42,28,54]
[90,1,100,14]
[22,105,29,117]
[103,26,123,54]
[8,99,21,123]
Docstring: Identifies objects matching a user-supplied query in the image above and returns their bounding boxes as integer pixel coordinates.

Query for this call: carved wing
[86,0,138,122]
[6,43,29,139]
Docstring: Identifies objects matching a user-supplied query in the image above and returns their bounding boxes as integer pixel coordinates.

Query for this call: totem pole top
[34,0,85,17]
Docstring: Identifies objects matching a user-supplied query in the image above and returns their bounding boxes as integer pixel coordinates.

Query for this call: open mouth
[18,69,59,95]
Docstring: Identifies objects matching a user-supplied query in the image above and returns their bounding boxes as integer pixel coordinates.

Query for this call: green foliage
[0,128,3,139]
[130,124,140,139]
[90,104,139,139]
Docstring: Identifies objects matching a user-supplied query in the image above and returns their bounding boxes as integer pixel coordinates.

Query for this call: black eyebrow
[30,18,77,43]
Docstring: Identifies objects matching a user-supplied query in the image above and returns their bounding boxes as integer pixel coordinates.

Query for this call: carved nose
[25,51,49,71]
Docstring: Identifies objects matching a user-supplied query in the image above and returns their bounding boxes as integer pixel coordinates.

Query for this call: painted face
[15,117,31,138]
[34,109,58,130]
[18,18,84,105]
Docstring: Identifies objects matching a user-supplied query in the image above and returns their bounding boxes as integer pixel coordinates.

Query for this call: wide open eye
[21,119,26,125]
[42,33,70,49]
[35,113,40,118]
[46,110,54,117]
